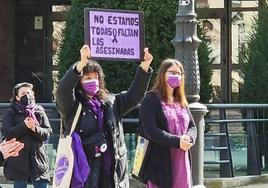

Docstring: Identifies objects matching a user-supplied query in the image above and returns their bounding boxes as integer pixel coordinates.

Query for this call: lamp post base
[189,102,208,186]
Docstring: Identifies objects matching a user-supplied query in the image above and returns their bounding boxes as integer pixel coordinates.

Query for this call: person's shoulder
[145,90,160,100]
[102,93,115,107]
[3,107,15,115]
[107,93,115,100]
[34,104,45,112]
[142,91,161,105]
[2,106,16,120]
[4,103,17,114]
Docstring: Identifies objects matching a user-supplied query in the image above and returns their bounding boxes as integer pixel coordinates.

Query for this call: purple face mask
[167,74,181,88]
[82,79,99,96]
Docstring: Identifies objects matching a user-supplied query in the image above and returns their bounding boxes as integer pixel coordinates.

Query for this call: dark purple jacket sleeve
[2,109,29,140]
[0,152,4,164]
[140,93,197,148]
[56,65,81,119]
[185,107,197,144]
[115,66,153,117]
[139,93,181,148]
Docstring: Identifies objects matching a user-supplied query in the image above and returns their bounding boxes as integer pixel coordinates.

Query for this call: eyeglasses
[166,71,183,76]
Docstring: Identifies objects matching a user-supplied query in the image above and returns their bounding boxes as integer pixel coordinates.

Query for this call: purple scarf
[87,98,103,130]
[16,102,38,124]
[85,98,111,175]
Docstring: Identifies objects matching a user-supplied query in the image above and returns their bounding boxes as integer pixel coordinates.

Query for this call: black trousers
[84,157,112,188]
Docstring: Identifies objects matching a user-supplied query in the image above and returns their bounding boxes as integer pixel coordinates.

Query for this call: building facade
[0,0,70,102]
[0,0,261,103]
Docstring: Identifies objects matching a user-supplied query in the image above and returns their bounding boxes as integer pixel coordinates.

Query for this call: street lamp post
[172,0,208,187]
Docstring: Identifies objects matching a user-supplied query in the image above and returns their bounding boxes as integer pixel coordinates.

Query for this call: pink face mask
[82,79,99,96]
[167,74,181,88]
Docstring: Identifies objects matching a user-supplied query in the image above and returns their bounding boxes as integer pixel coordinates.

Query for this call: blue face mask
[167,74,181,88]
[82,79,99,96]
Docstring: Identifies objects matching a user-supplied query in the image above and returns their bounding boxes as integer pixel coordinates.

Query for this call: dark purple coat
[56,65,152,188]
[2,103,52,181]
[139,92,197,188]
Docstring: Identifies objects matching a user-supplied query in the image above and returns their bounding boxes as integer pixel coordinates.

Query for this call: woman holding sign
[56,44,153,188]
[139,59,197,188]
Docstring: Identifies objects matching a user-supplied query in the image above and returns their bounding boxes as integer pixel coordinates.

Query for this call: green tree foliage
[58,0,177,93]
[198,24,214,103]
[239,0,268,103]
[58,0,213,101]
[197,24,214,132]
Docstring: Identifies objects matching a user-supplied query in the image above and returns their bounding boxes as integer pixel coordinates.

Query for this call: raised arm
[56,45,90,118]
[115,48,153,116]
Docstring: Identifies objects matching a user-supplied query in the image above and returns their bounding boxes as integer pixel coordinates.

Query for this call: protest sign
[84,8,144,61]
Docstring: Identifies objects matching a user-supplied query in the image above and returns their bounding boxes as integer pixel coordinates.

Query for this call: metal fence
[1,103,268,177]
[204,104,268,178]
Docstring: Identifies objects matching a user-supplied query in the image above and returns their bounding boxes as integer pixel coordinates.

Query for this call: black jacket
[139,92,197,188]
[56,65,152,188]
[0,153,4,164]
[1,102,52,181]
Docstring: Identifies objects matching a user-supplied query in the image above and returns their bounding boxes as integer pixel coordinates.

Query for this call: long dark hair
[151,58,188,107]
[80,60,109,100]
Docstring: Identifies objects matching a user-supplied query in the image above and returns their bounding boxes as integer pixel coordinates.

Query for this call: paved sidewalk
[1,185,33,188]
[205,174,268,188]
[1,184,268,188]
[1,175,268,188]
[234,184,268,188]
[1,182,268,188]
[0,185,51,188]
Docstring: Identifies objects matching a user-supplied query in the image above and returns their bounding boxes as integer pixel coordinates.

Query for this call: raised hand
[24,117,36,132]
[77,45,91,73]
[140,47,153,72]
[0,138,24,159]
